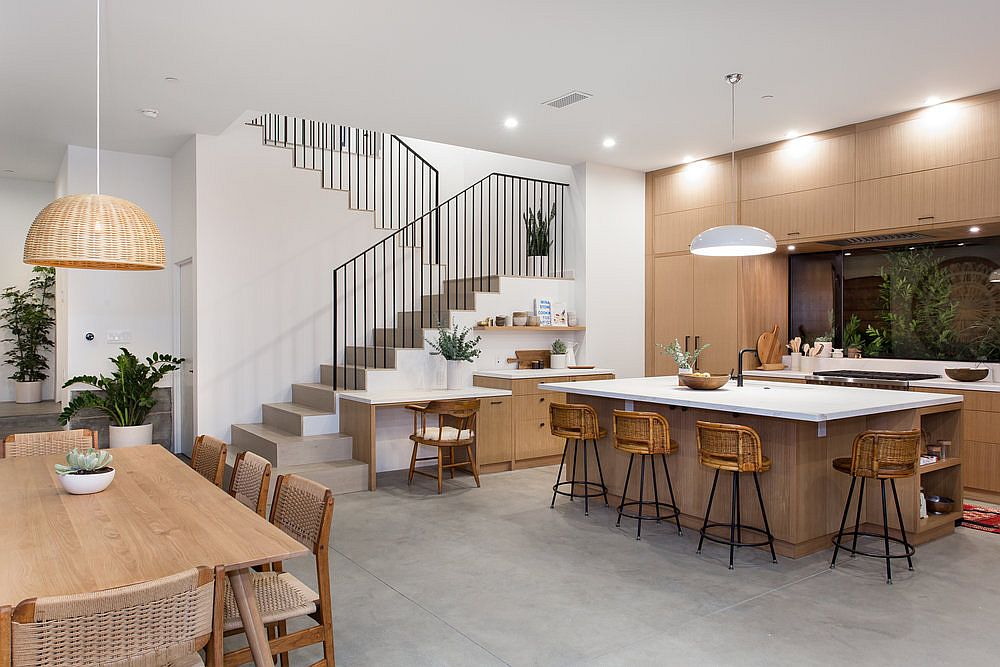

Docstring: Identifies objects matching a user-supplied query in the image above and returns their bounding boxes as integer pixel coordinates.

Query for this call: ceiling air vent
[824,232,933,247]
[543,91,592,109]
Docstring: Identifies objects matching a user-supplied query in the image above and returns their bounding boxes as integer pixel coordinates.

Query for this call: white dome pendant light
[23,0,165,271]
[690,73,776,257]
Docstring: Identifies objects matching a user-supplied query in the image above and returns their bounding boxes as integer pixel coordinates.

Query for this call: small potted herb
[523,202,556,277]
[59,348,184,447]
[55,448,115,495]
[1,267,55,403]
[550,339,568,369]
[428,325,482,389]
[656,338,710,374]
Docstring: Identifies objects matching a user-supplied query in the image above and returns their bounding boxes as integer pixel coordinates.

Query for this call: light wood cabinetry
[652,158,730,214]
[652,205,724,254]
[741,132,855,200]
[476,396,512,465]
[742,183,854,241]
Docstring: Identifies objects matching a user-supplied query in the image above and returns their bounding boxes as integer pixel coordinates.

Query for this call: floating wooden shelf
[474,326,586,332]
[918,509,963,531]
[918,458,961,474]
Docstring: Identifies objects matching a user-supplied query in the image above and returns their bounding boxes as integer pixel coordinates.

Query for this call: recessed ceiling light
[958,242,966,246]
[970,226,981,233]
[503,116,518,129]
[761,94,774,101]
[681,155,694,163]
[164,76,179,83]
[844,252,852,256]
[139,108,159,119]
[602,137,616,148]
[785,129,800,139]
[787,245,796,251]
[924,96,943,106]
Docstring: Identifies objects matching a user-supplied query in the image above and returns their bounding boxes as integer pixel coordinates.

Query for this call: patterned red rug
[962,504,1000,534]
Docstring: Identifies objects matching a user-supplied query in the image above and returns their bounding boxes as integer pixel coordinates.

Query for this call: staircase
[229,114,569,493]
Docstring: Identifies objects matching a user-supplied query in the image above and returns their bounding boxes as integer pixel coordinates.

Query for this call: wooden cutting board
[507,349,551,369]
[755,324,785,370]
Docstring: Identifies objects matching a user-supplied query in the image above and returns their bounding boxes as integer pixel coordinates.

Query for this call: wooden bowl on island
[678,373,730,390]
[945,368,989,382]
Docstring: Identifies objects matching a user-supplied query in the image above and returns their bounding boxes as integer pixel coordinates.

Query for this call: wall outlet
[106,329,132,344]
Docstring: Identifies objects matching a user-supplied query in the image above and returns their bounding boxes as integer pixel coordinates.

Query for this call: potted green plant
[523,202,556,277]
[59,348,183,448]
[550,338,568,369]
[428,325,482,389]
[1,267,55,404]
[656,338,710,375]
[55,448,115,495]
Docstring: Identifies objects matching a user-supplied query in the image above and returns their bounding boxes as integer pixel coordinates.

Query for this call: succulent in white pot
[550,339,568,369]
[55,448,116,495]
[428,325,482,389]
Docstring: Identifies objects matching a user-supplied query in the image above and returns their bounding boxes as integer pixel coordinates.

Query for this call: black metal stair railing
[248,113,439,230]
[333,172,569,390]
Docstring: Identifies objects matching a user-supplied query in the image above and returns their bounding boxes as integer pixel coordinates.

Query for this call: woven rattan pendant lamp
[23,0,165,271]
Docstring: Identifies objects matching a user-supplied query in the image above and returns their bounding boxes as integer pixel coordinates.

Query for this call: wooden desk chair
[0,429,97,458]
[0,565,225,667]
[830,429,921,584]
[222,474,335,667]
[227,450,272,518]
[192,434,227,487]
[406,399,481,494]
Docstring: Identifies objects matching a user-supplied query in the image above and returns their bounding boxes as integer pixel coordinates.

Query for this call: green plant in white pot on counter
[523,202,556,276]
[657,338,710,374]
[550,338,568,369]
[55,448,115,495]
[59,348,184,448]
[1,267,55,404]
[429,325,482,389]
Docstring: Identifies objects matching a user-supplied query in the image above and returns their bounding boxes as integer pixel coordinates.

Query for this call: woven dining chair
[1,565,225,667]
[227,451,272,517]
[222,474,335,667]
[0,429,98,459]
[191,435,227,487]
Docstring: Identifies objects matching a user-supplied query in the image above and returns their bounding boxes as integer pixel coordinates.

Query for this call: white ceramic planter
[109,423,153,448]
[58,468,116,495]
[677,366,693,375]
[550,354,567,369]
[446,360,474,389]
[14,380,42,404]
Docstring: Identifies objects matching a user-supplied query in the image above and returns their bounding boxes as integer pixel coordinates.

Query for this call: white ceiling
[3,0,1000,182]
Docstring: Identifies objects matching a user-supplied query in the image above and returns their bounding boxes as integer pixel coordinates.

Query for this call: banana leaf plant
[59,348,184,427]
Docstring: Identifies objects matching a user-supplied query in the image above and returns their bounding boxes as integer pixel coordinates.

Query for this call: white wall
[0,176,57,401]
[57,146,174,398]
[575,163,646,378]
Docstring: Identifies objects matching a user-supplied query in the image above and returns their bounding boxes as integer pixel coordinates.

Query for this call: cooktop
[812,370,940,381]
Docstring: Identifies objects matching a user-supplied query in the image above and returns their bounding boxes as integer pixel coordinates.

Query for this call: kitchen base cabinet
[476,396,512,465]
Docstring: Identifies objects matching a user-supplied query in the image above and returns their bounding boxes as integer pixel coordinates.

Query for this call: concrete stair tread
[262,401,334,418]
[232,422,349,446]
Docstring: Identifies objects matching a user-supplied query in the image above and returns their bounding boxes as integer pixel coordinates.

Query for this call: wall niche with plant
[789,237,1000,362]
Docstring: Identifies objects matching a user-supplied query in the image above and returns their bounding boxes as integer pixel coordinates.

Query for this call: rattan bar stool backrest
[191,434,227,487]
[6,566,222,667]
[1,429,98,459]
[549,402,601,439]
[695,420,764,472]
[613,410,670,454]
[849,429,921,479]
[228,450,272,517]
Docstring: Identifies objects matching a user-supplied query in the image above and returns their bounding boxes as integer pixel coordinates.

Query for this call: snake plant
[55,448,113,475]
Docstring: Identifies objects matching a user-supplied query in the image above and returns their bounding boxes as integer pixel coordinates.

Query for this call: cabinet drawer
[515,392,567,421]
[964,410,1000,444]
[514,418,566,460]
[741,183,854,240]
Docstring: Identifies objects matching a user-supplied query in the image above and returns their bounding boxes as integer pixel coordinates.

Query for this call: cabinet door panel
[651,255,694,375]
[476,397,512,465]
[741,132,855,200]
[652,159,730,214]
[964,440,1000,493]
[514,418,566,460]
[692,256,738,375]
[652,205,724,254]
[741,183,854,240]
[514,393,566,421]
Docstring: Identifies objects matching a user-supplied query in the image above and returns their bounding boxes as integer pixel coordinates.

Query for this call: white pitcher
[565,341,578,366]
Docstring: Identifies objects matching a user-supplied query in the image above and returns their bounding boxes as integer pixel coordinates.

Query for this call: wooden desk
[338,387,512,490]
[0,445,308,667]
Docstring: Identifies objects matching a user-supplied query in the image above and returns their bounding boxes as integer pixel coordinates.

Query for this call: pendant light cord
[96,0,100,194]
[729,73,739,227]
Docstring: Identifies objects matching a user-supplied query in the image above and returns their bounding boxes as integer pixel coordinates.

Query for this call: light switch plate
[106,330,132,344]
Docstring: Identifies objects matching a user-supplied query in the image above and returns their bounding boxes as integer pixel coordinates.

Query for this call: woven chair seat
[615,437,677,455]
[832,456,912,479]
[411,426,474,443]
[223,571,318,632]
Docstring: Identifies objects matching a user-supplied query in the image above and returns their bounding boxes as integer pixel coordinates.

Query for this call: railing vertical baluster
[352,258,358,389]
[382,242,387,369]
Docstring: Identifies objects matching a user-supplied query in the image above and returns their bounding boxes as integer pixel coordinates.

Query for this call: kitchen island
[539,376,964,557]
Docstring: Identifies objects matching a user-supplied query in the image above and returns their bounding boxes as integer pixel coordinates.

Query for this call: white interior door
[176,259,195,456]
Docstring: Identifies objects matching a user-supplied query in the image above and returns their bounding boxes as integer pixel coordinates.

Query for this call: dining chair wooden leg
[276,619,290,667]
[321,615,335,666]
[436,448,444,494]
[466,444,481,487]
[407,443,419,485]
[227,568,276,667]
[449,447,455,479]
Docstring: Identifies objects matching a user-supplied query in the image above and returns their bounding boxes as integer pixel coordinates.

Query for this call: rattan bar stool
[549,402,609,516]
[695,420,778,569]
[830,429,921,584]
[613,410,682,540]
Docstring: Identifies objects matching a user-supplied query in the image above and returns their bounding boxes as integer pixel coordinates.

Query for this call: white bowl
[58,468,116,495]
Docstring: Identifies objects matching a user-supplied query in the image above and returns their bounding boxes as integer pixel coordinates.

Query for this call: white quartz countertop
[339,387,511,405]
[743,369,1000,393]
[537,376,962,423]
[473,368,614,379]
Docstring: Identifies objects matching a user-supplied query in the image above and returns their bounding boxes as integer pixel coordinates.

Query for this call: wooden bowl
[678,374,730,390]
[945,368,989,382]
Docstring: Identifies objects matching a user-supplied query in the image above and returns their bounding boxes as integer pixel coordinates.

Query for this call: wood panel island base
[539,377,964,558]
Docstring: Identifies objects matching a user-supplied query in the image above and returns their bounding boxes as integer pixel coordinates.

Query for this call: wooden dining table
[0,445,308,667]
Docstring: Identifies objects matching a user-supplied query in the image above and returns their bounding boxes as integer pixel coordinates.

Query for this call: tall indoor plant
[59,348,183,447]
[1,267,55,403]
[429,325,482,389]
[523,202,556,277]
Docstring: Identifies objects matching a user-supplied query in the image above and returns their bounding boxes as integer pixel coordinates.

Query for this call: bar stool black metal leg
[636,454,646,540]
[650,455,662,523]
[583,438,591,516]
[735,470,743,545]
[592,439,609,506]
[570,438,580,501]
[890,478,914,571]
[729,472,737,569]
[617,454,635,527]
[753,471,778,564]
[551,438,570,508]
[662,454,682,535]
[830,476,857,568]
[881,479,892,584]
[850,477,866,558]
[698,469,720,554]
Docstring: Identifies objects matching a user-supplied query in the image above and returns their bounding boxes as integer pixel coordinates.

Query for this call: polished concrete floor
[269,465,998,666]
